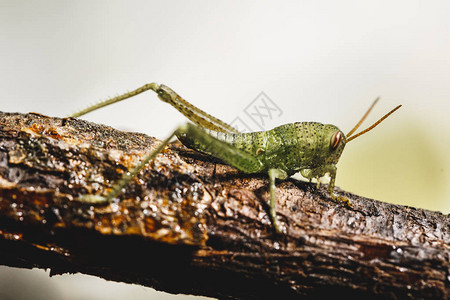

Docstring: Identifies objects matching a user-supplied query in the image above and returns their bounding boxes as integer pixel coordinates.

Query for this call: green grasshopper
[71,83,401,233]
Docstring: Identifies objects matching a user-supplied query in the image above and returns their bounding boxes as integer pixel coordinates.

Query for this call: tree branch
[0,112,448,299]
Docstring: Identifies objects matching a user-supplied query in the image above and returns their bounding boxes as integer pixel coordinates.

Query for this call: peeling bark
[0,112,448,299]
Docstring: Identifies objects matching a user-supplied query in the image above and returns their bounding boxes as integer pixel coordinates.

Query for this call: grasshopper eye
[330,131,342,150]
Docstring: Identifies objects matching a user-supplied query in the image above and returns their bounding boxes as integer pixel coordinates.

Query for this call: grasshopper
[71,83,401,233]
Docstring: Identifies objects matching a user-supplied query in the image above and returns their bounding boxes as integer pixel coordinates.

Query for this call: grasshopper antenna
[346,97,380,137]
[346,103,402,142]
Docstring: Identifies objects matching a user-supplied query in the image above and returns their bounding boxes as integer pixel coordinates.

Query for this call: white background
[1,1,449,299]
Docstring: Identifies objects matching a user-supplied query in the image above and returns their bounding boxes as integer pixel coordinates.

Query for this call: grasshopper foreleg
[326,165,352,207]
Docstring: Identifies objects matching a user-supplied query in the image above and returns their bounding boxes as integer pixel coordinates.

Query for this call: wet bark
[0,111,448,300]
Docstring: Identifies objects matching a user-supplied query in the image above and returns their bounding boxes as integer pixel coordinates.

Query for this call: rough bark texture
[0,111,448,300]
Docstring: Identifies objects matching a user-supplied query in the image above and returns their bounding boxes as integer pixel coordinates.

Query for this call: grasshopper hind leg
[70,82,239,135]
[156,85,239,134]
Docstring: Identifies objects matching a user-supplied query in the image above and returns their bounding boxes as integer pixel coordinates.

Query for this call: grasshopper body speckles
[71,83,401,234]
[181,122,345,178]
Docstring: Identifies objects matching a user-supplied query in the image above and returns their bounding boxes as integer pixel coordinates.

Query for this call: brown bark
[0,111,448,299]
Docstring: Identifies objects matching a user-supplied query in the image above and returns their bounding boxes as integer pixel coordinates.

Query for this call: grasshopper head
[322,124,347,165]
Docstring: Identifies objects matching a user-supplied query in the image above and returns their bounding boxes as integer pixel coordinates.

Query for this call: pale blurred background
[0,1,449,299]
